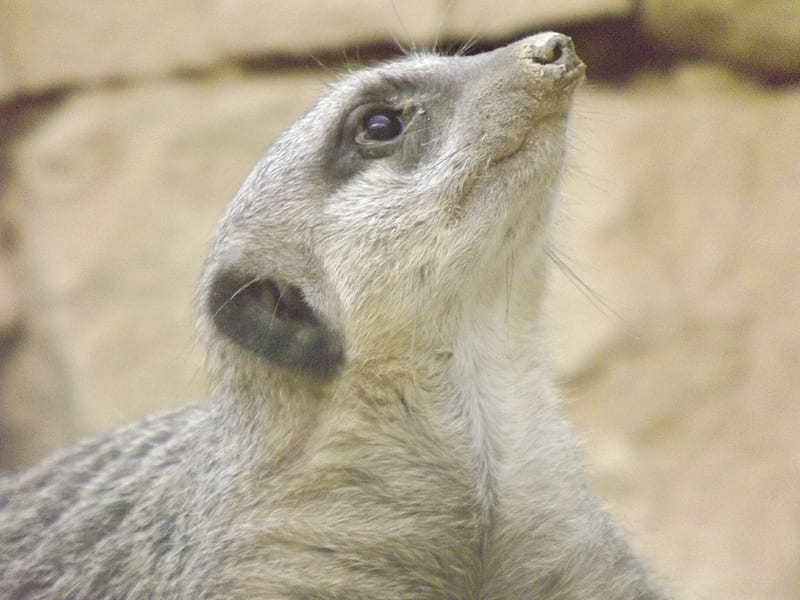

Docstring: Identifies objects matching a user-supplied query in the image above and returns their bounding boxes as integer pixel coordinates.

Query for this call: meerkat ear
[207,269,344,375]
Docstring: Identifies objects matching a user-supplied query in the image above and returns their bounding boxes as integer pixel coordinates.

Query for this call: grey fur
[0,33,668,599]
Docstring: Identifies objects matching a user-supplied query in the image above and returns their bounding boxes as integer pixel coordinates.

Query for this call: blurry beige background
[0,1,798,598]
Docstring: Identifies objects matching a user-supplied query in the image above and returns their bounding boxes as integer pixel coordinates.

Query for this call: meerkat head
[200,32,584,385]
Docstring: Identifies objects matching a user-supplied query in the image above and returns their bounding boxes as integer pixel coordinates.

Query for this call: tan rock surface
[642,0,800,79]
[441,0,630,39]
[0,0,632,99]
[0,202,22,337]
[0,1,216,97]
[551,73,800,600]
[212,0,441,58]
[0,56,13,102]
[0,296,77,471]
[0,186,78,470]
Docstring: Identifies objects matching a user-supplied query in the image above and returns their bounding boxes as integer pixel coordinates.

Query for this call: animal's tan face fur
[201,32,585,382]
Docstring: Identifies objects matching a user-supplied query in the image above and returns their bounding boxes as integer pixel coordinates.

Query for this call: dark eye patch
[324,76,429,181]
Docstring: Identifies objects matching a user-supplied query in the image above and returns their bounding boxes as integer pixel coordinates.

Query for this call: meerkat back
[1,33,668,600]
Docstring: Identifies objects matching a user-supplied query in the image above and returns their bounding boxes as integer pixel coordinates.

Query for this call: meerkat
[0,32,668,599]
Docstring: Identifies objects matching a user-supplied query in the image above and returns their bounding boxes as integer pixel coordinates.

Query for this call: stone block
[441,0,631,39]
[0,0,635,99]
[641,0,800,79]
[211,0,440,57]
[0,0,216,97]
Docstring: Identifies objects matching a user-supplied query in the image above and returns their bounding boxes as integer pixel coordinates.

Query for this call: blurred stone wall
[0,1,798,598]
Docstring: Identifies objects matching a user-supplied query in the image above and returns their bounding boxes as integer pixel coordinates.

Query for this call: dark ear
[207,269,344,375]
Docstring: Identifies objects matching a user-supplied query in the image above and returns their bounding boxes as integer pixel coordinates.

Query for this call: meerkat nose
[519,32,582,72]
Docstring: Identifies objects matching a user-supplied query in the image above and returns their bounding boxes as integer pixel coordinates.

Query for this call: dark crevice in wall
[0,90,69,190]
[230,14,799,88]
[0,322,25,472]
[0,13,795,114]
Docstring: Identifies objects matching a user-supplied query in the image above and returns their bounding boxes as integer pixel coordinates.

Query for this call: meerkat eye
[361,109,404,142]
[340,103,414,165]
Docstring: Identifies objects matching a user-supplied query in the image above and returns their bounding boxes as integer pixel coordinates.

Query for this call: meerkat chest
[215,411,485,599]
